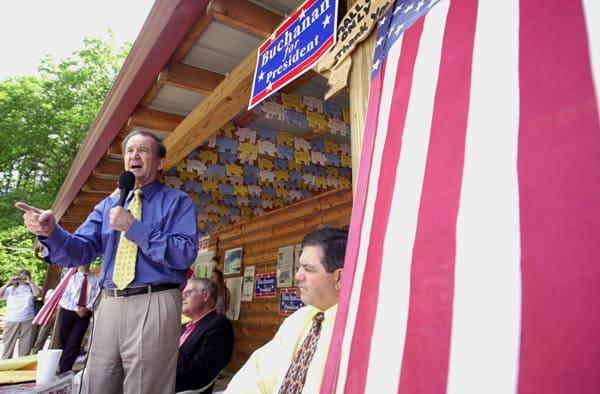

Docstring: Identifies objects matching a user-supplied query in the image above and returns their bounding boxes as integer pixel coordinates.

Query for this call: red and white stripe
[321,0,600,393]
[33,267,77,326]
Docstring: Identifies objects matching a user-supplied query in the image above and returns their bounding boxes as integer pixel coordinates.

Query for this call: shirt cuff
[40,225,67,249]
[126,220,150,248]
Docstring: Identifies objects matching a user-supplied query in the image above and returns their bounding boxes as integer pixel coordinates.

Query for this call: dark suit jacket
[176,310,235,393]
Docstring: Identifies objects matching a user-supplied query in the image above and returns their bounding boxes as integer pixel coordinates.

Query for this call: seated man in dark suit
[176,277,234,393]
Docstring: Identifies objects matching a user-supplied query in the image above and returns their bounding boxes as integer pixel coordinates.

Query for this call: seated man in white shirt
[224,226,348,394]
[57,264,100,373]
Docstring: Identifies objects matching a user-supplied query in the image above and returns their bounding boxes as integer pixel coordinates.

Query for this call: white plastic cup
[36,349,63,386]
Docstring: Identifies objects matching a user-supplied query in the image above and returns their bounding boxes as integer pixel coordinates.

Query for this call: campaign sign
[249,0,338,109]
[255,272,277,298]
[279,288,305,315]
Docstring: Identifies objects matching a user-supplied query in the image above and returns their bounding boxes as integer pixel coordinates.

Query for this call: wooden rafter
[127,108,186,133]
[81,177,118,194]
[93,158,124,177]
[64,204,97,216]
[158,63,225,95]
[140,0,281,110]
[163,52,257,170]
[73,192,105,205]
[207,0,283,39]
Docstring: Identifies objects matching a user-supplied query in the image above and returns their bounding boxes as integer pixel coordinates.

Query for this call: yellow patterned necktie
[113,188,142,290]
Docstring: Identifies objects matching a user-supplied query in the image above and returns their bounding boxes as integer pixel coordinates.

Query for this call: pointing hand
[15,202,56,237]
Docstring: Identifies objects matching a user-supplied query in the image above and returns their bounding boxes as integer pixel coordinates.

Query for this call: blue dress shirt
[41,180,199,288]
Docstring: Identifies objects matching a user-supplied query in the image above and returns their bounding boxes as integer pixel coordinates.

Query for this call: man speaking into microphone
[16,130,198,393]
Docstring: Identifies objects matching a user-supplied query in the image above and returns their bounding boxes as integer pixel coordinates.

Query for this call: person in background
[56,264,100,373]
[0,269,41,359]
[176,278,234,393]
[16,130,199,393]
[210,268,230,315]
[31,287,56,354]
[224,226,348,394]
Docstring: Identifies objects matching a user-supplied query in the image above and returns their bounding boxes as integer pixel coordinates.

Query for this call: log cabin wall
[210,187,353,373]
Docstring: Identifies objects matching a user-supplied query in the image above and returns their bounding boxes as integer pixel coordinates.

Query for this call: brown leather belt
[104,283,180,298]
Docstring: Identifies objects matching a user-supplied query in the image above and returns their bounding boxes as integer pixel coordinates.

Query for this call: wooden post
[318,0,393,194]
[348,31,375,195]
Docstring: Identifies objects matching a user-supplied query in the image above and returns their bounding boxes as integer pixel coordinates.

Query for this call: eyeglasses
[182,288,208,297]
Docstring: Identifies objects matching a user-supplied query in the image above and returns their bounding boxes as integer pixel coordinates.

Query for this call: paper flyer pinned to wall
[277,245,294,287]
[241,265,255,302]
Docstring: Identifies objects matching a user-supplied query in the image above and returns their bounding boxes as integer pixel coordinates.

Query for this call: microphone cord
[77,289,102,394]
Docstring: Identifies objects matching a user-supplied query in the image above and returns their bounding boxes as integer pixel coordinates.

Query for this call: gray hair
[121,130,167,159]
[188,277,217,303]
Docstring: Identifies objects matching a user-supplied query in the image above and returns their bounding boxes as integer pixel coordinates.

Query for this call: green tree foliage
[0,32,131,283]
[0,226,46,286]
[0,32,130,229]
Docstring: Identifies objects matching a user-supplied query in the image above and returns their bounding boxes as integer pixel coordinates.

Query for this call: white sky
[0,0,156,80]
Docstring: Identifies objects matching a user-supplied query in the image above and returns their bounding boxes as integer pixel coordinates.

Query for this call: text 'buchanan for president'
[249,0,338,109]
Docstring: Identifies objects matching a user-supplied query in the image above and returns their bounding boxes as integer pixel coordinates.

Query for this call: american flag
[33,267,77,326]
[321,0,600,393]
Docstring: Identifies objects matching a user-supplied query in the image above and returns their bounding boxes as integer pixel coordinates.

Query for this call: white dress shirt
[225,304,338,394]
[58,271,101,312]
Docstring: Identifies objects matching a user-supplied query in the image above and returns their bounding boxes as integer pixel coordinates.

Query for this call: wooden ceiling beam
[64,204,97,216]
[139,62,225,108]
[208,0,282,39]
[60,202,97,226]
[140,9,215,108]
[139,0,281,122]
[60,214,90,223]
[163,49,257,170]
[93,158,124,177]
[60,223,80,233]
[127,107,185,133]
[107,134,126,158]
[159,63,225,95]
[81,177,118,194]
[73,192,106,205]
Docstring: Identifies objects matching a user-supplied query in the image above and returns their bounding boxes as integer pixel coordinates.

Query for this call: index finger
[15,202,43,214]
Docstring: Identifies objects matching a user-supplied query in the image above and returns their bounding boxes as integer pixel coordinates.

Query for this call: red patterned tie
[279,312,325,393]
[78,274,88,307]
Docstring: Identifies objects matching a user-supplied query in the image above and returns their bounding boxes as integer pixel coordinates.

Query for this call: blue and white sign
[279,288,305,315]
[249,0,337,109]
[255,272,277,298]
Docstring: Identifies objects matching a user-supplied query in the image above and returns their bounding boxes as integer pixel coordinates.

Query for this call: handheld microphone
[117,171,136,207]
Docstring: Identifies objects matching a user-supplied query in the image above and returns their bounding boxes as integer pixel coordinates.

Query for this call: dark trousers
[58,308,90,374]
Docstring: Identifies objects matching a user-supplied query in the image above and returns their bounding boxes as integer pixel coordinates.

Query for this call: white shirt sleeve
[224,305,337,394]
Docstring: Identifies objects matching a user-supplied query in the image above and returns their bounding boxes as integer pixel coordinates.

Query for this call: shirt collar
[129,179,161,202]
[186,308,216,327]
[308,304,337,320]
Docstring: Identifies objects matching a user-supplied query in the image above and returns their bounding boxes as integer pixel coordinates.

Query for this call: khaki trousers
[84,288,181,394]
[1,319,36,359]
[31,314,56,354]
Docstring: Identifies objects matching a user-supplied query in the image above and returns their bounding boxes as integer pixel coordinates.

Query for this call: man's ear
[334,268,343,290]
